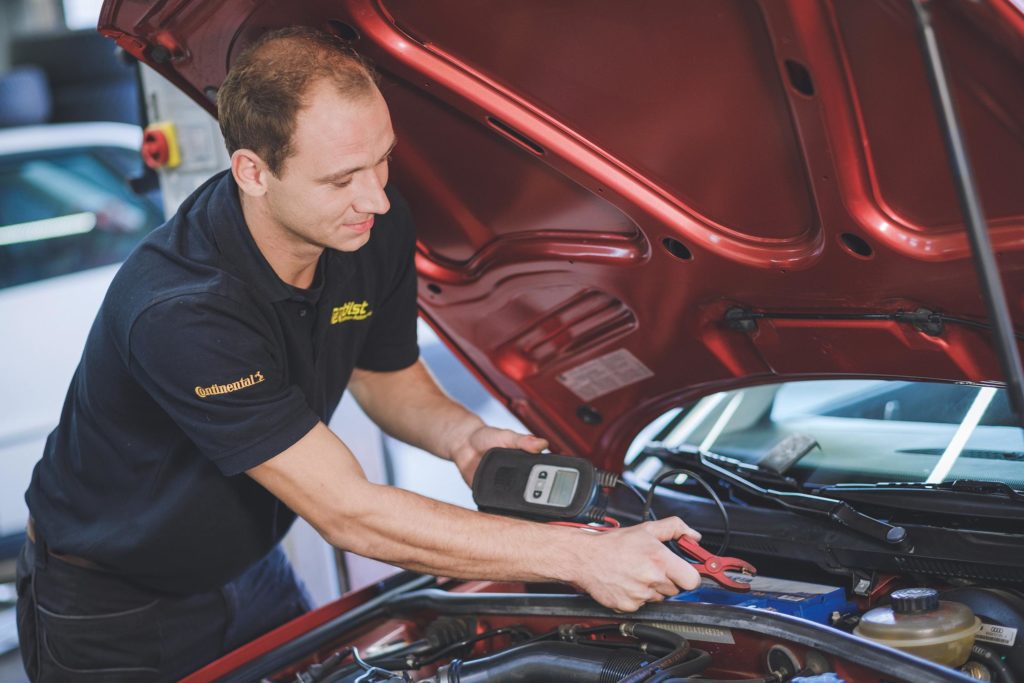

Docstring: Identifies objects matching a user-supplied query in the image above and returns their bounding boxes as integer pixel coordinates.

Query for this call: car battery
[670,575,855,625]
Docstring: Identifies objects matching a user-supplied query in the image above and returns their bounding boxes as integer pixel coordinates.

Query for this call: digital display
[548,470,578,507]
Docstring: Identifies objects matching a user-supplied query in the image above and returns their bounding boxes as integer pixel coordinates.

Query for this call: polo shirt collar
[209,171,324,305]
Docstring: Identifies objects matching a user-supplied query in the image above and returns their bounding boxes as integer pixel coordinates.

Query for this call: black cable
[731,309,1024,342]
[646,649,712,682]
[411,626,532,668]
[299,648,352,683]
[641,468,731,555]
[618,478,656,521]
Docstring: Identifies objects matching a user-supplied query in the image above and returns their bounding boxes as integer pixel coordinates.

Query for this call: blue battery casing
[668,576,856,625]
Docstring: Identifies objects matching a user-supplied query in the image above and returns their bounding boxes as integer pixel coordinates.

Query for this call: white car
[0,122,163,570]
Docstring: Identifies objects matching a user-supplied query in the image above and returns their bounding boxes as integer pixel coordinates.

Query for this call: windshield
[629,380,1024,491]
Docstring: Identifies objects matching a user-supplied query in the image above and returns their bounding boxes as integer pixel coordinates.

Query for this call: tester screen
[549,470,579,507]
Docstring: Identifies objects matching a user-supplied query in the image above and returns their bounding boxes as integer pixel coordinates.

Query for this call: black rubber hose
[971,644,1018,683]
[615,624,691,683]
[439,641,652,683]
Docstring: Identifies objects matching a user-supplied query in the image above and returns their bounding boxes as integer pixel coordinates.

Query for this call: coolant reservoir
[854,588,980,667]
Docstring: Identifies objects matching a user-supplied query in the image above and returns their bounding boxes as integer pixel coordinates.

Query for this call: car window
[631,380,1024,489]
[0,146,162,289]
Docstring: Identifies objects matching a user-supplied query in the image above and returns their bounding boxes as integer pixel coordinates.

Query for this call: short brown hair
[217,27,380,176]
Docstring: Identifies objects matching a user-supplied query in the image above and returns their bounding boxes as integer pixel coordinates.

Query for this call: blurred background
[0,1,517,678]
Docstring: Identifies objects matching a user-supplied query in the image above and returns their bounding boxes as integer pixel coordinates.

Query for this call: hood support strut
[911,0,1024,428]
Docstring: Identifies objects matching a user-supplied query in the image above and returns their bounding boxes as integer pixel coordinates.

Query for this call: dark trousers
[16,537,311,682]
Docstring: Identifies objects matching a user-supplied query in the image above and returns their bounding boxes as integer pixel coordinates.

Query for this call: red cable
[548,516,620,531]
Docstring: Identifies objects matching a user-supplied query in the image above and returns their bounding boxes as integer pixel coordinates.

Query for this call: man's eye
[332,179,353,188]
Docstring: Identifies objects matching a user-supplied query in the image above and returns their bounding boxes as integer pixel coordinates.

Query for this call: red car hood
[99,0,1024,471]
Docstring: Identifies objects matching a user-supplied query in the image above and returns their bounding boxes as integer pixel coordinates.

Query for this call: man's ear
[231,149,271,197]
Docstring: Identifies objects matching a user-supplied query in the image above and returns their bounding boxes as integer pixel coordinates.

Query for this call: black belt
[27,518,106,572]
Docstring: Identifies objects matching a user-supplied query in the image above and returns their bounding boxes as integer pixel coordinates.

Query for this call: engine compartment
[227,574,1024,683]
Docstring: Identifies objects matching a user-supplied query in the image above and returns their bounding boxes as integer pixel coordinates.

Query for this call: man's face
[263,80,396,253]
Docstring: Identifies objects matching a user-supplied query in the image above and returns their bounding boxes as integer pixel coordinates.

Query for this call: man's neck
[240,190,322,290]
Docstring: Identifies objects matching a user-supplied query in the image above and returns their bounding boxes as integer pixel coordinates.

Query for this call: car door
[0,140,162,563]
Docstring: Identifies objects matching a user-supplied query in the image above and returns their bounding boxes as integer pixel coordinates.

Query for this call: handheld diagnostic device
[471,448,609,522]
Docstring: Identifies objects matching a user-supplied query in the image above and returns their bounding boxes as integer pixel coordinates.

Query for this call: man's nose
[352,170,390,215]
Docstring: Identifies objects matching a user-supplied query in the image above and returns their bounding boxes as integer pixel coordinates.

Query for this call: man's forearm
[348,361,483,462]
[326,479,581,582]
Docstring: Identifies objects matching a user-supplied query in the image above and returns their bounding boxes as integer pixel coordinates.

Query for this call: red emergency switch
[142,122,181,169]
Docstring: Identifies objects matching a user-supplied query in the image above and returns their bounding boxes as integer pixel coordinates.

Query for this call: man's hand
[449,425,548,485]
[569,517,703,613]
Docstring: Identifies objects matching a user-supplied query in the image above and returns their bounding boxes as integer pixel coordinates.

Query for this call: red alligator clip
[675,537,757,591]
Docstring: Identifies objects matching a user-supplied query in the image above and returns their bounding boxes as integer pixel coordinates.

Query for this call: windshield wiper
[830,479,1023,497]
[816,480,1024,521]
[642,446,909,546]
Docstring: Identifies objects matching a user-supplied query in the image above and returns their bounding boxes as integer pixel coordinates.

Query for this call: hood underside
[99,0,1024,470]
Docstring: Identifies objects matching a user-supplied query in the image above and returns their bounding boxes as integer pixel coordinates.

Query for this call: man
[17,27,701,681]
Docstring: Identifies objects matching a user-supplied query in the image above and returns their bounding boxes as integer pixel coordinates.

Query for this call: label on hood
[557,348,654,401]
[976,623,1017,646]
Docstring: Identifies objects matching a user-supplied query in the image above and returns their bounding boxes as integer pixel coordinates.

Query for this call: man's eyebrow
[316,138,398,183]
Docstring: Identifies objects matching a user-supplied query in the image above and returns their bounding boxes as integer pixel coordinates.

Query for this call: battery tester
[471,448,757,591]
[471,448,615,522]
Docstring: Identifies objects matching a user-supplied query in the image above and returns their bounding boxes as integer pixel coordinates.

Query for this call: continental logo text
[195,371,265,398]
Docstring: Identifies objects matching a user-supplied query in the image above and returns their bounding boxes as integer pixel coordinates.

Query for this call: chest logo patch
[331,300,372,324]
[194,371,265,398]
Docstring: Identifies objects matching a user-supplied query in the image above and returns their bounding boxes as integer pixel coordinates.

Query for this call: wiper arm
[941,479,1024,498]
[829,479,1023,498]
[644,446,908,546]
[818,480,1024,521]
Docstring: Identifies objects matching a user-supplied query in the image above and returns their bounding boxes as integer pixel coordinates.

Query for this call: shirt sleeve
[128,293,320,476]
[356,189,420,372]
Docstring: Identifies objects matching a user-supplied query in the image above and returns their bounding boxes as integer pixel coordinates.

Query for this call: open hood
[99,0,1024,471]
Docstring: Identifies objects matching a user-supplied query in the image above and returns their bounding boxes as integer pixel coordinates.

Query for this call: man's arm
[347,360,544,482]
[247,422,702,612]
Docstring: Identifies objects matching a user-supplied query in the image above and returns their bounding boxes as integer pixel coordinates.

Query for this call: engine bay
[225,572,1024,683]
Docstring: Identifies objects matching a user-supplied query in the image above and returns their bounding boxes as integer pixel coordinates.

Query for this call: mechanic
[16,27,702,681]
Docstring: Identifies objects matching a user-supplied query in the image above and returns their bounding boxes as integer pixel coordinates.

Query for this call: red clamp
[675,537,757,591]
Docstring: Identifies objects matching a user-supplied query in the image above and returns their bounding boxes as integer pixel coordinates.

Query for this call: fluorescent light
[664,391,728,447]
[699,392,745,452]
[925,386,998,484]
[0,212,96,246]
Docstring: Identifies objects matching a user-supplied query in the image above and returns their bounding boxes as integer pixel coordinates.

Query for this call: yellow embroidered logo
[331,300,372,324]
[194,371,265,399]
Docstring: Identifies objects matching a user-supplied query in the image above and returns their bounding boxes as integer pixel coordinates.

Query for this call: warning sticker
[557,349,654,402]
[977,623,1018,647]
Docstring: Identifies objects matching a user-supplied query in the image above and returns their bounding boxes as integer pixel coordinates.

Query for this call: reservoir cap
[891,588,940,614]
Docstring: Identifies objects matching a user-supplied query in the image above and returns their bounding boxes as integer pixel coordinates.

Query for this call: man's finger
[665,555,702,591]
[645,517,702,543]
[653,580,679,597]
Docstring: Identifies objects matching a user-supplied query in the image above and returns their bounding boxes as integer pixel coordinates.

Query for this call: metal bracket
[724,307,757,333]
[896,308,944,337]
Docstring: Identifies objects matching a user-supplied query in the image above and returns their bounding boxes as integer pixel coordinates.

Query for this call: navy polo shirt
[26,170,419,595]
